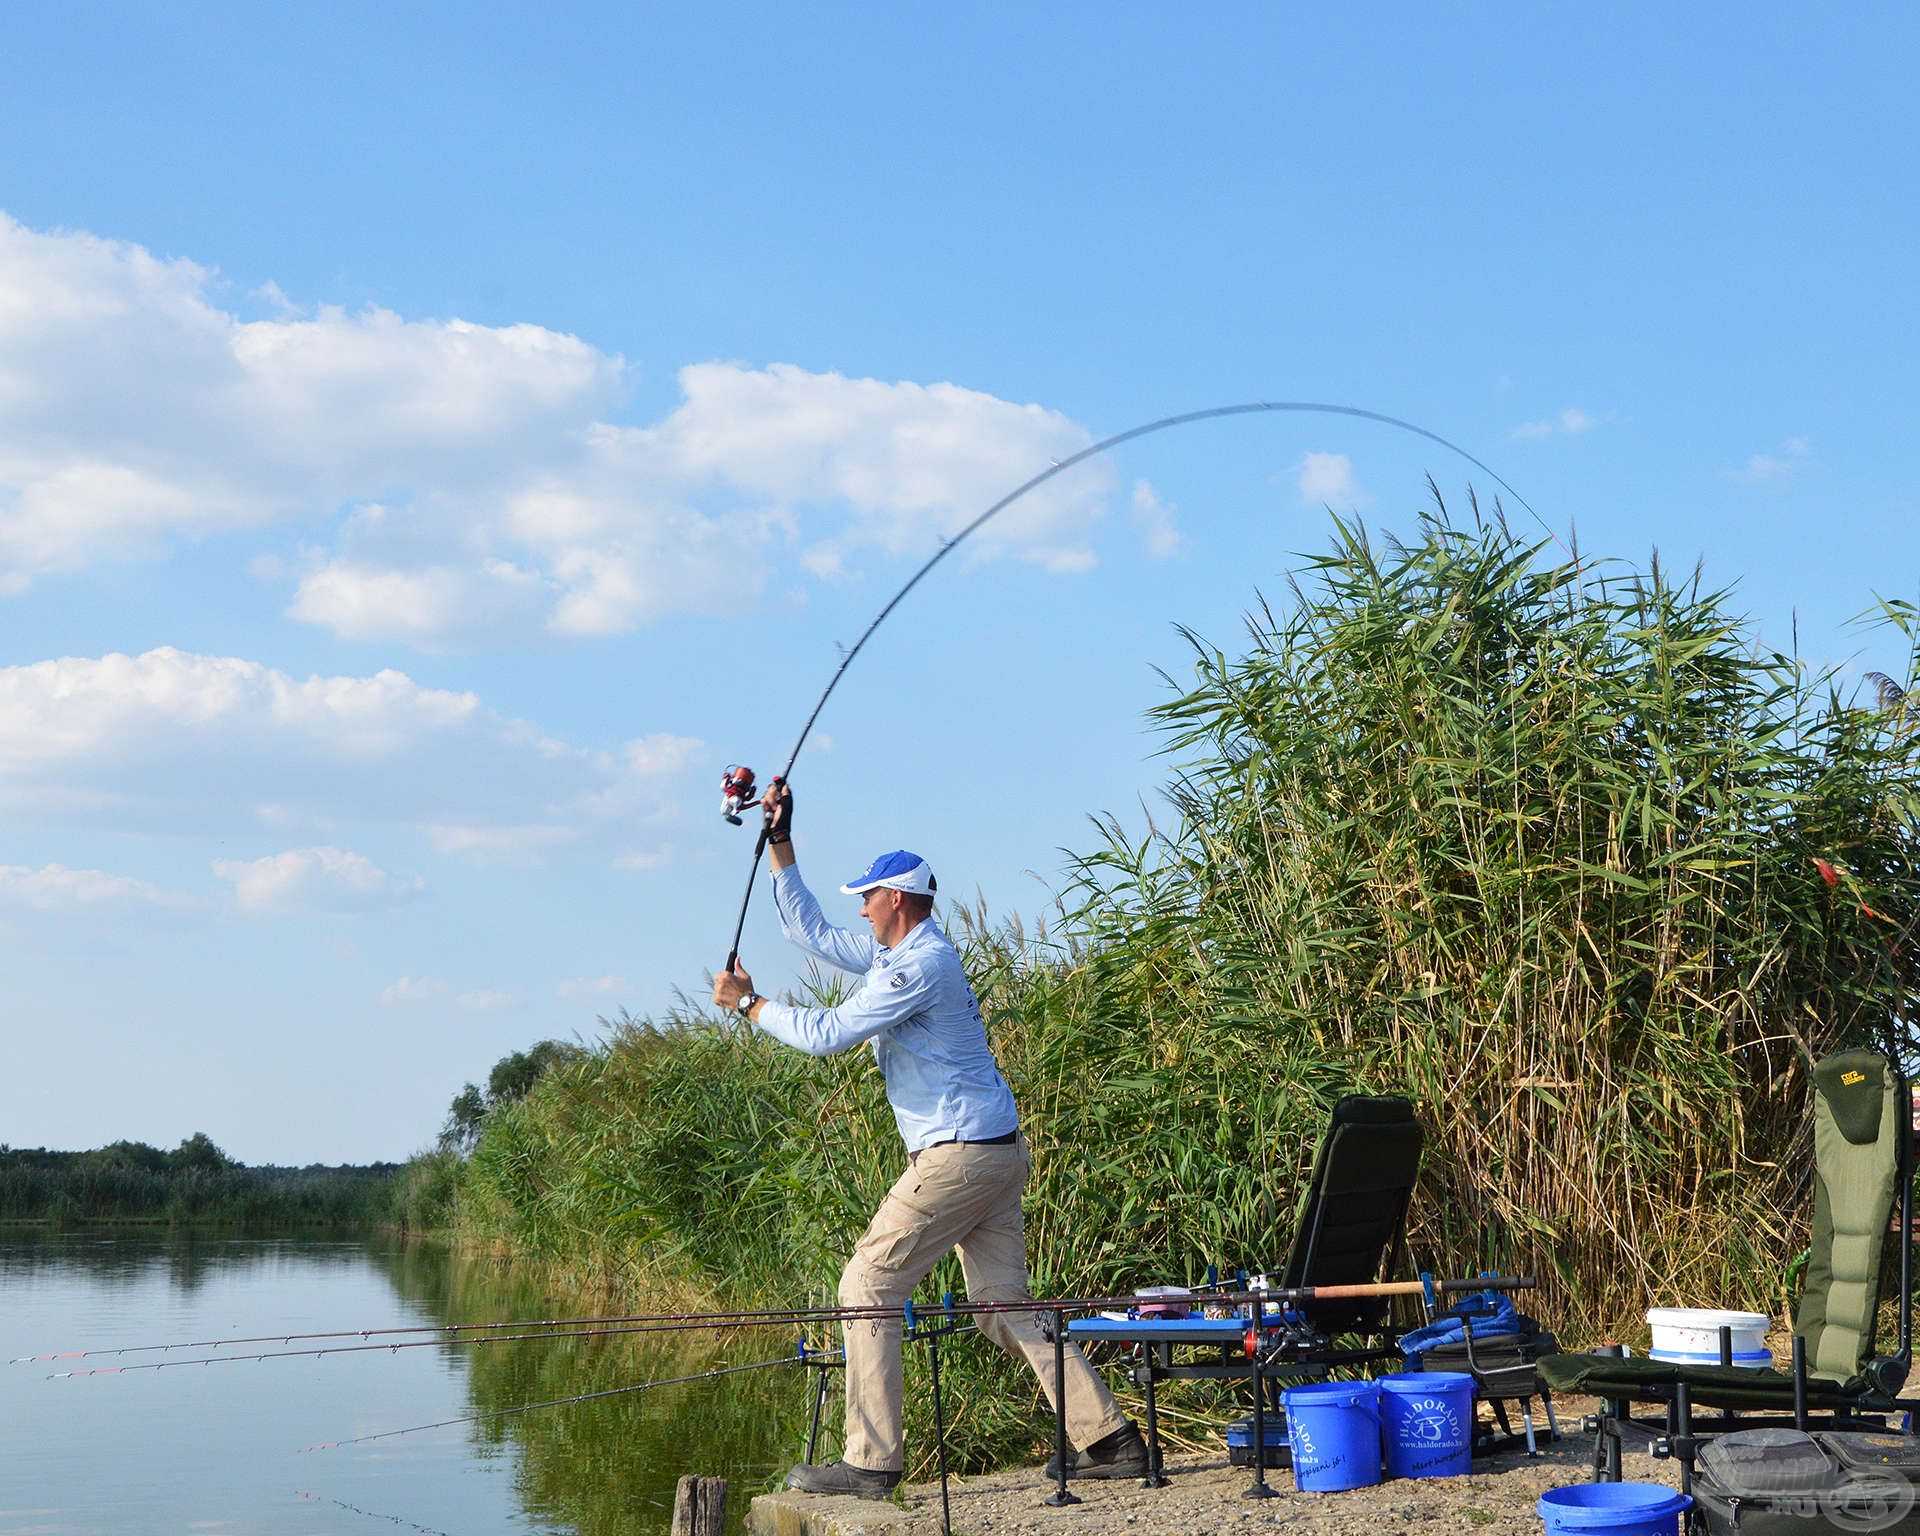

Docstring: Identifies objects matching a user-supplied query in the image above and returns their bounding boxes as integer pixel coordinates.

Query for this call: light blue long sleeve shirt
[755,863,1020,1154]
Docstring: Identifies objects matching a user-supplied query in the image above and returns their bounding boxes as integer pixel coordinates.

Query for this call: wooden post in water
[671,1474,727,1536]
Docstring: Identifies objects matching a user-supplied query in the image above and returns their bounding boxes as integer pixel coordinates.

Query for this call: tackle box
[1226,1411,1291,1469]
[1691,1427,1920,1533]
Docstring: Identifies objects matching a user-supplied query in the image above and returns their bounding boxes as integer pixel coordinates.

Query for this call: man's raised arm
[763,782,876,974]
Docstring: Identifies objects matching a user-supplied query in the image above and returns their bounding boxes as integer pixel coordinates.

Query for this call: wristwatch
[736,991,761,1015]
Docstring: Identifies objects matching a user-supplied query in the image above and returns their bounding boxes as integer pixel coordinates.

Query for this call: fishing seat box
[1691,1428,1920,1534]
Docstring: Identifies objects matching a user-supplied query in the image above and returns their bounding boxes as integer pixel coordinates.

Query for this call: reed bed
[444,508,1918,1476]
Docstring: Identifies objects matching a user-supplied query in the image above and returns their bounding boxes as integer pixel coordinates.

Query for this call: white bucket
[1646,1307,1770,1364]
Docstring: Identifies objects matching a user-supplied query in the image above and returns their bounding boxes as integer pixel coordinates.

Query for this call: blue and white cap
[840,850,937,897]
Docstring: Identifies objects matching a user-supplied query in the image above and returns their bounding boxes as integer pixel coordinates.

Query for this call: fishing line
[299,1350,831,1452]
[14,1301,901,1364]
[295,1491,457,1536]
[723,399,1552,967]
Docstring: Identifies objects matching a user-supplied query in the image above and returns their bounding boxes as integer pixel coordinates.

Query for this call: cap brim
[839,872,935,896]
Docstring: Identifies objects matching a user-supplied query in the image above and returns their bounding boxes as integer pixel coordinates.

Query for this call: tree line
[0,1134,401,1225]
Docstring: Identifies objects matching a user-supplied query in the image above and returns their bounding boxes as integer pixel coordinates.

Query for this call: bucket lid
[1378,1370,1476,1394]
[1646,1307,1770,1330]
[1281,1379,1378,1407]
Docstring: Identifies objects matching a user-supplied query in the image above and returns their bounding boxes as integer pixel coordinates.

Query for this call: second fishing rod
[32,1275,1537,1376]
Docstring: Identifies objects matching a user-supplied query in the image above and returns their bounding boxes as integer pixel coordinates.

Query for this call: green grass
[430,506,1919,1477]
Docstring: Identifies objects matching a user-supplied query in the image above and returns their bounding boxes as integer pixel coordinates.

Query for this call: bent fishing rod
[28,1275,1536,1376]
[721,398,1553,969]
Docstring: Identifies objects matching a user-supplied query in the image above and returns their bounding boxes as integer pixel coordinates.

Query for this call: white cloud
[1731,437,1813,484]
[622,733,704,776]
[1295,452,1364,506]
[557,975,626,999]
[0,216,617,583]
[800,541,848,580]
[0,216,1118,645]
[380,975,449,1006]
[612,848,672,871]
[424,823,581,864]
[0,647,477,779]
[1033,545,1097,574]
[1511,407,1598,441]
[212,845,424,914]
[287,558,549,650]
[639,362,1108,565]
[0,862,179,910]
[0,647,702,851]
[1129,479,1183,560]
[379,978,517,1013]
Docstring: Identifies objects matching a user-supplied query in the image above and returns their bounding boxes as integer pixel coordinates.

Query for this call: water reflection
[368,1240,810,1536]
[1,1228,807,1535]
[0,1227,371,1294]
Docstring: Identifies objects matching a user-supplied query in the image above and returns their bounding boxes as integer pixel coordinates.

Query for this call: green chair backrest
[1277,1094,1424,1334]
[1798,1049,1902,1382]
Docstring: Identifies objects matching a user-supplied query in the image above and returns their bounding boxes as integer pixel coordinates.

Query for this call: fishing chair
[1407,1308,1563,1455]
[1539,1047,1920,1495]
[1068,1093,1425,1489]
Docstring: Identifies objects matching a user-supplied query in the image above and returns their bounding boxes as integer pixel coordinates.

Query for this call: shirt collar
[880,915,940,959]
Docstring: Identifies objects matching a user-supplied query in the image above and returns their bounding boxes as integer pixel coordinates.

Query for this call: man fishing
[712,782,1145,1498]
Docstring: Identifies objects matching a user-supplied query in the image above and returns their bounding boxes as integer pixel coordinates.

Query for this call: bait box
[1226,1412,1292,1469]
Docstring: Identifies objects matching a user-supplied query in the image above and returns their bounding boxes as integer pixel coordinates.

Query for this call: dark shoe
[1044,1423,1149,1480]
[785,1460,901,1500]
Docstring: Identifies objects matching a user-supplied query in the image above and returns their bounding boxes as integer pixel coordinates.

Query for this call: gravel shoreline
[752,1398,1684,1536]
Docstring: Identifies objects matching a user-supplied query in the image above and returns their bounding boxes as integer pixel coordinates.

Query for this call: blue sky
[1,5,1914,1162]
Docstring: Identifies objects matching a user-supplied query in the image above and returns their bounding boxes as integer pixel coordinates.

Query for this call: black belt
[927,1129,1018,1149]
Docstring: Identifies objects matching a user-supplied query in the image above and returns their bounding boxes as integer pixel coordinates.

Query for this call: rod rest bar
[1793,1334,1809,1430]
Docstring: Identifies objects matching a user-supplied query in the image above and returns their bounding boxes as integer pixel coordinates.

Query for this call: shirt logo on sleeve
[890,973,909,989]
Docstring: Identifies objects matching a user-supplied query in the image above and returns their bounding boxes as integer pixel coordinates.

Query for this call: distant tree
[485,1040,583,1105]
[440,1083,488,1153]
[169,1133,237,1171]
[440,1040,583,1154]
[85,1140,171,1172]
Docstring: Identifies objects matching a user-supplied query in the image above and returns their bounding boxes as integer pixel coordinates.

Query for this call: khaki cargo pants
[836,1132,1129,1472]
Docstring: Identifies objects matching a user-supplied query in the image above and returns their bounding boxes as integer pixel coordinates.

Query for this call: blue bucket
[1378,1371,1476,1478]
[1281,1379,1381,1491]
[1538,1483,1692,1535]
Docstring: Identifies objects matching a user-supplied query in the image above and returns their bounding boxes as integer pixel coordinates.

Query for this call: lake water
[1,1229,807,1536]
